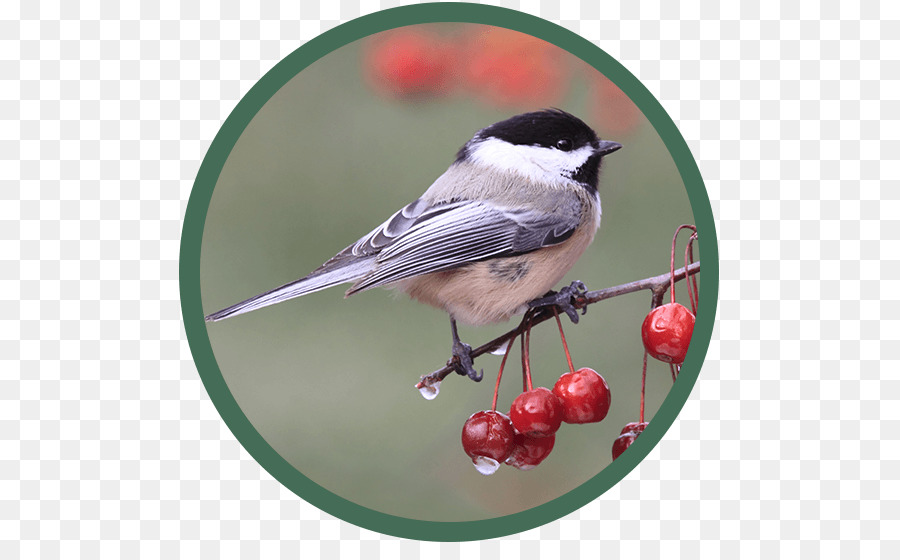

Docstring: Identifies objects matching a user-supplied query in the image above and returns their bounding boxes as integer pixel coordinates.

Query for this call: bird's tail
[204,257,375,322]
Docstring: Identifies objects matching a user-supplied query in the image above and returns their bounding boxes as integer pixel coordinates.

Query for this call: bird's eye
[556,138,573,152]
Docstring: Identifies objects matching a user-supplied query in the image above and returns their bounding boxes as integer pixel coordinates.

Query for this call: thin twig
[416,260,701,390]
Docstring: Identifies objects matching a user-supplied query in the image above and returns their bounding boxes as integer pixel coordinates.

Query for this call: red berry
[505,432,555,470]
[509,387,564,438]
[641,303,695,364]
[461,410,516,475]
[611,422,648,460]
[551,367,611,424]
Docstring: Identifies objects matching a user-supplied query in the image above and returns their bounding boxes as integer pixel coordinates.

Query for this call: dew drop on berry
[472,456,501,475]
[418,380,440,400]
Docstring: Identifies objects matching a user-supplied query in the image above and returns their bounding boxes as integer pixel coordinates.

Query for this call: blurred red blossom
[462,27,570,109]
[590,74,641,136]
[363,28,457,99]
[361,25,643,137]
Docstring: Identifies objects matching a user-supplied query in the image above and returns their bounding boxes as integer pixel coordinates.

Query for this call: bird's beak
[594,140,623,156]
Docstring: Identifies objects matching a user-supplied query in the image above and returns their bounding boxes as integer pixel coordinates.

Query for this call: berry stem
[669,236,677,304]
[523,317,534,391]
[669,225,698,305]
[640,350,648,423]
[669,363,679,383]
[491,334,516,411]
[684,240,696,314]
[684,233,699,315]
[520,323,526,393]
[553,308,575,373]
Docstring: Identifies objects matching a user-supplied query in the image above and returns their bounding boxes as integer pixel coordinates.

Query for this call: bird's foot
[451,339,483,382]
[528,280,588,324]
[448,317,482,382]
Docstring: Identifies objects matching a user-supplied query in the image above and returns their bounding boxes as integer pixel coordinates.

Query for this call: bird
[205,109,622,381]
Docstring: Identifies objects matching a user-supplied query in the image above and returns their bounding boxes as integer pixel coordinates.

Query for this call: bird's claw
[528,280,588,324]
[451,340,483,381]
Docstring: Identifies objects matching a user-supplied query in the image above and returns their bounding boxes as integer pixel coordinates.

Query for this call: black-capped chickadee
[205,109,621,380]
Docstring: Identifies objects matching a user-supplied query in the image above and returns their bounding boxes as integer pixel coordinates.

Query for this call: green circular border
[180,2,719,542]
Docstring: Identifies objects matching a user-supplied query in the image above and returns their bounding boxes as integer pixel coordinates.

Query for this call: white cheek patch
[468,138,594,186]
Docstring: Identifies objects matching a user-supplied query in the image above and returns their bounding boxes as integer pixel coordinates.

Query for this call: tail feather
[204,257,375,322]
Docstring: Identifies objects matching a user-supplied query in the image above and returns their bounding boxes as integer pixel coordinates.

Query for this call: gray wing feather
[347,197,582,293]
[203,255,376,322]
[346,197,439,256]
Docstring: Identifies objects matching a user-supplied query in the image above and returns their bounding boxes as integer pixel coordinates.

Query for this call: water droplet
[490,340,512,356]
[472,456,500,475]
[418,381,440,400]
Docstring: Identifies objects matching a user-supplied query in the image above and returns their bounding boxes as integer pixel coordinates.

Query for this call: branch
[416,261,700,392]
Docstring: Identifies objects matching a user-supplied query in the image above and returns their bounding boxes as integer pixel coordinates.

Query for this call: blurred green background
[200,25,698,522]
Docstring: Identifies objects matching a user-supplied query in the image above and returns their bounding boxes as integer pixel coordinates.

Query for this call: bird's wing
[346,196,583,293]
[204,195,583,321]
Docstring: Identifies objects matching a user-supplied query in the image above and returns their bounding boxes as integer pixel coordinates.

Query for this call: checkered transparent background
[2,0,897,557]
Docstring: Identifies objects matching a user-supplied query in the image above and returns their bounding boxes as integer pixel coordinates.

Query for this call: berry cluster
[423,225,700,473]
[462,367,611,474]
[460,311,612,475]
[614,225,699,459]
